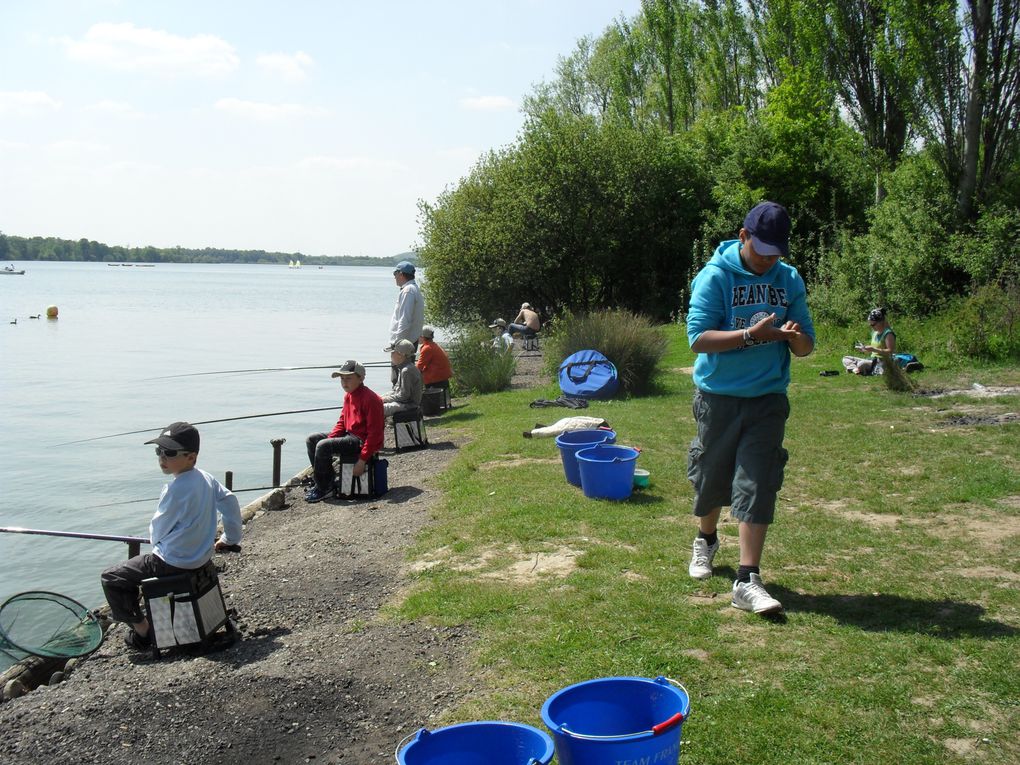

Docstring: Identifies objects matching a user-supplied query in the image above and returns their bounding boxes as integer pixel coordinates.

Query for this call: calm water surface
[0,261,407,667]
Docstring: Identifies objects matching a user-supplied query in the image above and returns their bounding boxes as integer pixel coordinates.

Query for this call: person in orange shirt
[415,326,452,396]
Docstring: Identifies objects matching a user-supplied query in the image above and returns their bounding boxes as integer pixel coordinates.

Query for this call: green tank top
[871,328,894,358]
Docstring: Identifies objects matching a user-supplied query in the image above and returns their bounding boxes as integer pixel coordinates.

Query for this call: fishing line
[53,406,341,447]
[80,485,288,510]
[141,360,393,381]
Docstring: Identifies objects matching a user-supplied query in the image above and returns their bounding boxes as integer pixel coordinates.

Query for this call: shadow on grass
[434,410,481,424]
[770,586,1019,639]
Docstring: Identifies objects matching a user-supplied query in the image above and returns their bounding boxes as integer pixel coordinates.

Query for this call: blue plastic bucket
[575,444,639,500]
[554,429,617,487]
[395,721,554,765]
[541,676,690,765]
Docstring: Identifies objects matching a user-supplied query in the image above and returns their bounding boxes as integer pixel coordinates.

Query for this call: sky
[0,1,642,259]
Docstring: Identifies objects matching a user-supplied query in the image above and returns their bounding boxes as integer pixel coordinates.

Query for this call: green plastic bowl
[633,468,650,488]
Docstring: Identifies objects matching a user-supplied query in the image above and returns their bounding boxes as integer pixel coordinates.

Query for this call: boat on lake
[2,265,25,275]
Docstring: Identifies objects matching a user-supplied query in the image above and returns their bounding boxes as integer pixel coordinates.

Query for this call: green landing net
[0,591,103,659]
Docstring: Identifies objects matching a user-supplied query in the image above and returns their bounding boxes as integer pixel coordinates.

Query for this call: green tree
[418,113,711,323]
[697,72,872,284]
[907,0,1020,221]
[698,0,761,112]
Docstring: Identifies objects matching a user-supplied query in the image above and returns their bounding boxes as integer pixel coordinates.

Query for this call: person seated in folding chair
[508,302,541,338]
[100,422,243,650]
[415,326,452,393]
[381,338,423,417]
[304,360,385,503]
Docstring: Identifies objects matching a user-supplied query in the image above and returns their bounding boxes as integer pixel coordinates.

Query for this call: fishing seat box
[521,328,540,352]
[428,379,452,411]
[141,562,232,658]
[333,454,388,498]
[421,387,444,416]
[392,407,429,452]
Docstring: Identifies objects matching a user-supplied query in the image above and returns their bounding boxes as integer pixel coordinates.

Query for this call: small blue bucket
[554,429,617,487]
[575,444,639,500]
[395,721,554,765]
[541,676,691,765]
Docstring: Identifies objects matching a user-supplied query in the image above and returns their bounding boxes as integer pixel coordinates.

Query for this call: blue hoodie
[686,239,814,397]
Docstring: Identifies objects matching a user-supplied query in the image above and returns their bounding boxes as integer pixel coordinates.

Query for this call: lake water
[0,261,408,669]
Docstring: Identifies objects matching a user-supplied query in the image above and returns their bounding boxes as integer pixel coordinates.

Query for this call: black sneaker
[124,629,152,650]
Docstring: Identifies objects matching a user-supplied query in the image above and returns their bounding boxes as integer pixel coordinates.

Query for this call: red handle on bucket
[651,712,685,735]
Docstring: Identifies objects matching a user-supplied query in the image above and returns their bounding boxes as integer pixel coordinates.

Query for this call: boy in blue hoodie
[685,202,814,615]
[100,422,243,649]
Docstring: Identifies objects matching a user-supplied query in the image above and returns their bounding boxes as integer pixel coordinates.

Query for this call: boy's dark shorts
[687,389,790,524]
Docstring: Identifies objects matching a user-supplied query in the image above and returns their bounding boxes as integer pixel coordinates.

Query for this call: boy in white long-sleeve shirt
[100,421,243,650]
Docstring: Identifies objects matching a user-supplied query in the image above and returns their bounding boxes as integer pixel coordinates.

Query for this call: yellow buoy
[46,305,59,319]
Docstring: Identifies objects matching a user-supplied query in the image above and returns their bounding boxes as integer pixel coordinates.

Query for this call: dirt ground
[0,347,549,765]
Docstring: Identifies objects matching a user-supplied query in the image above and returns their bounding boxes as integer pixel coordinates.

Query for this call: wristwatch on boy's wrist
[743,329,754,346]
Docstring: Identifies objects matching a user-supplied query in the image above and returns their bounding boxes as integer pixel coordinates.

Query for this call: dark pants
[687,390,790,524]
[508,323,537,337]
[101,552,192,624]
[306,432,363,491]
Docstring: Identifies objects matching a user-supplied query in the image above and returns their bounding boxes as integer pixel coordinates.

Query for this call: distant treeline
[0,232,415,268]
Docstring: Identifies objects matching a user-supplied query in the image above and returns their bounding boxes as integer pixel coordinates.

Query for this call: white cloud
[256,51,314,81]
[85,99,145,119]
[214,97,325,121]
[460,95,517,112]
[0,139,31,151]
[58,22,239,77]
[0,90,61,116]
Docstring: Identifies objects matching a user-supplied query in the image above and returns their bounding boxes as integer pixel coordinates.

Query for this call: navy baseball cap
[743,202,791,258]
[393,261,415,275]
[145,421,200,453]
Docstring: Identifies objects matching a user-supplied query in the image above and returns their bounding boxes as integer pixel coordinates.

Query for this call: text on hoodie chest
[731,283,789,308]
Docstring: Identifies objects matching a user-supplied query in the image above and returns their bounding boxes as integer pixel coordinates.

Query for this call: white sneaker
[688,537,719,580]
[732,573,783,614]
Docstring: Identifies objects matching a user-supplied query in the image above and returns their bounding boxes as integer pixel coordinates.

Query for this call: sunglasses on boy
[154,447,189,458]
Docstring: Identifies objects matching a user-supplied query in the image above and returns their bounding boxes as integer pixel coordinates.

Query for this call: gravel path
[0,347,549,765]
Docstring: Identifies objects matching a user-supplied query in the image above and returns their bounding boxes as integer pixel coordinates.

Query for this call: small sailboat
[288,259,301,269]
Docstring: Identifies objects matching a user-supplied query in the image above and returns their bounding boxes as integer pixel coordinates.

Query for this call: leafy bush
[948,203,1018,285]
[851,153,966,316]
[543,309,668,396]
[446,325,517,395]
[803,227,872,325]
[946,280,1020,362]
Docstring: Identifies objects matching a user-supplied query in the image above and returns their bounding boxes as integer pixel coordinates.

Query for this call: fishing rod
[53,405,341,447]
[142,360,393,381]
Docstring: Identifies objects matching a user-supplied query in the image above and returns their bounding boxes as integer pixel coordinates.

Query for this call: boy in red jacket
[305,360,384,503]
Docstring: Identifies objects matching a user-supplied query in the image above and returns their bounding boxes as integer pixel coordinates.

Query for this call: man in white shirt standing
[389,260,425,349]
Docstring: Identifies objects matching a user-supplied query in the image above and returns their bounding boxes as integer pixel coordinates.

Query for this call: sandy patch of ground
[409,543,582,584]
[922,385,1020,400]
[817,501,903,529]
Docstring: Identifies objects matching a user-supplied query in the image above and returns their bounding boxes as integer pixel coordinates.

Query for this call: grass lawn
[396,325,1020,765]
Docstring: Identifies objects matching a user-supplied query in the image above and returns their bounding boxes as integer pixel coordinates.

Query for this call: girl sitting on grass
[843,307,895,375]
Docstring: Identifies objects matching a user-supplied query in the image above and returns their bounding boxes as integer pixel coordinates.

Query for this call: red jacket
[415,338,452,386]
[328,383,384,462]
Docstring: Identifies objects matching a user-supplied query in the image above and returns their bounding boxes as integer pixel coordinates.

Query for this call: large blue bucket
[575,444,639,500]
[541,676,691,765]
[554,429,616,486]
[396,721,554,765]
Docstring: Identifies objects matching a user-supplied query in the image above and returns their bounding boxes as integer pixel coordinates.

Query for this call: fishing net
[0,591,103,659]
